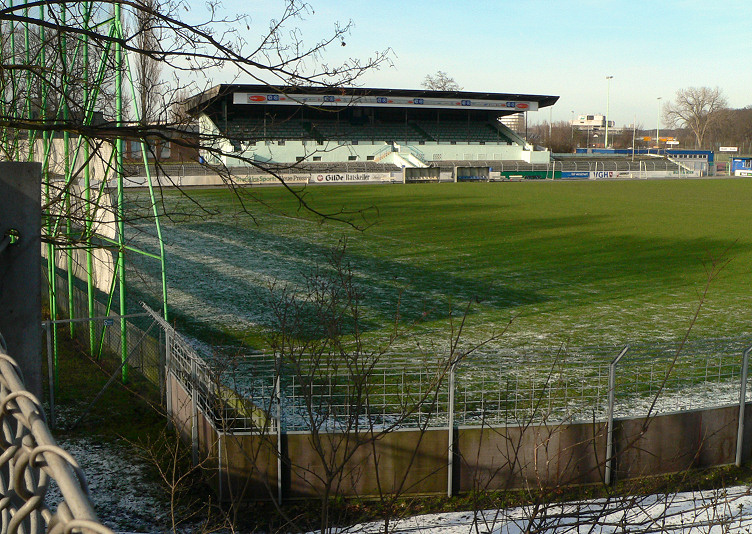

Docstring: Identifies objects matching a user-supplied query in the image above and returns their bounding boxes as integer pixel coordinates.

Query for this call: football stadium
[48,83,752,500]
[160,83,697,186]
[186,83,557,169]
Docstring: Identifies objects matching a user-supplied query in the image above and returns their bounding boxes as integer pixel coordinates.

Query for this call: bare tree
[0,0,393,245]
[421,70,462,91]
[528,120,580,152]
[133,0,163,125]
[663,86,728,149]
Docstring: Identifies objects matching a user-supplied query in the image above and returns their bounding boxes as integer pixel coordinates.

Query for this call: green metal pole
[24,0,30,140]
[37,0,58,388]
[83,3,96,355]
[114,2,128,382]
[121,44,170,322]
[60,2,76,338]
[3,0,18,156]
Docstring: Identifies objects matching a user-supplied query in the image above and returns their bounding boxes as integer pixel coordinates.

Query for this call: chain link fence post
[276,353,284,504]
[605,345,629,485]
[191,356,199,466]
[447,360,456,497]
[45,322,56,429]
[736,346,752,466]
[164,326,173,424]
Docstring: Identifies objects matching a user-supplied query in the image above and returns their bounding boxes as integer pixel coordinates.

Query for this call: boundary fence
[43,274,752,502]
[137,303,752,501]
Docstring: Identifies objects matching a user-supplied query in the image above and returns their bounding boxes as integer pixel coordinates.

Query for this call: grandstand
[185,84,559,170]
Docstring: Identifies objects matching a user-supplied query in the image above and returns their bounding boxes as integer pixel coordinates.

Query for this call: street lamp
[656,97,662,153]
[605,76,613,148]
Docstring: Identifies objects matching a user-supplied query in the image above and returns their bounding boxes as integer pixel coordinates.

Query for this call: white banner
[309,173,394,184]
[237,174,308,185]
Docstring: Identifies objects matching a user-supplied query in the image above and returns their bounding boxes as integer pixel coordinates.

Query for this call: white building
[570,114,614,132]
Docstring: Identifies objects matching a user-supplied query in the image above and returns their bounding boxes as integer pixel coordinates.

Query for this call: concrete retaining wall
[168,366,751,501]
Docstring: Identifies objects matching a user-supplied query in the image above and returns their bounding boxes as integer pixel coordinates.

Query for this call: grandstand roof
[185,84,559,116]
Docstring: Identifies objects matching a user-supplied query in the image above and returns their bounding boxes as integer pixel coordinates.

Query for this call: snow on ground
[46,436,175,533]
[325,487,752,534]
[40,395,752,534]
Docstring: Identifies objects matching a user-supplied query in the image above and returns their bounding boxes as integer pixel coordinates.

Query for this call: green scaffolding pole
[12,1,170,386]
[114,2,128,382]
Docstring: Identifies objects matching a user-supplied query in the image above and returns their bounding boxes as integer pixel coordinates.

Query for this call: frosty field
[128,178,752,364]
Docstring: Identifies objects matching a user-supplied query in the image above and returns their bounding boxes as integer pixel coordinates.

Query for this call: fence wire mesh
[47,275,752,435]
[47,271,164,386]
[146,307,752,432]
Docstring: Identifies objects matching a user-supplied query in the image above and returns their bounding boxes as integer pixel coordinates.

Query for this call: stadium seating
[224,118,313,140]
[219,116,519,147]
[310,121,427,143]
[417,121,515,144]
[553,155,683,172]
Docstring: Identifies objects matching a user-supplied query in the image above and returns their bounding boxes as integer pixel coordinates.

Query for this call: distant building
[731,156,752,176]
[499,113,525,133]
[570,114,614,133]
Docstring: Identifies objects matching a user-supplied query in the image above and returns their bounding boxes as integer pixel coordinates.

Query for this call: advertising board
[309,173,393,183]
[232,92,539,112]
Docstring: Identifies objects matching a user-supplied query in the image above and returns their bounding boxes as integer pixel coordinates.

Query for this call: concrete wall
[0,162,42,397]
[213,138,543,167]
[169,388,751,501]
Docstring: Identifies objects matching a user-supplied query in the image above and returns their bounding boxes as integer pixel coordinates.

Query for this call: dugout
[405,167,441,183]
[455,166,490,182]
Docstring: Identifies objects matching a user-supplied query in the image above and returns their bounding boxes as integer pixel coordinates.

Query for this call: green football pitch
[129,178,752,355]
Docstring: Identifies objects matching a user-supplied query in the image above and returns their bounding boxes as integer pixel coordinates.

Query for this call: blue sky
[207,0,752,128]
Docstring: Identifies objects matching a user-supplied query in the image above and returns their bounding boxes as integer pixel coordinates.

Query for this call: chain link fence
[138,300,752,433]
[42,274,752,434]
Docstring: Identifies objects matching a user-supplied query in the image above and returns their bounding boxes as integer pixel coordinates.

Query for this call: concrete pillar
[0,162,42,398]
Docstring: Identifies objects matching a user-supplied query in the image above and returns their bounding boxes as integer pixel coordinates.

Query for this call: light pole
[605,76,613,148]
[571,110,574,139]
[656,97,662,153]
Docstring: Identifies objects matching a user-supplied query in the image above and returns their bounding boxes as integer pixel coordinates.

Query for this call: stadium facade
[185,84,559,168]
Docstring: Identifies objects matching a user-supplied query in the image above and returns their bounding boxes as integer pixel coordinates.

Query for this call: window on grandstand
[313,156,322,161]
[348,156,357,161]
[296,157,304,162]
[367,156,374,161]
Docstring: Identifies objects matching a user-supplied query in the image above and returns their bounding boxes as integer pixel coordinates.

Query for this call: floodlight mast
[605,76,613,148]
[656,97,662,151]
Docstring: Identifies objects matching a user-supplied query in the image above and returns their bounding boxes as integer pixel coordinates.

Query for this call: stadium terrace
[185,84,559,169]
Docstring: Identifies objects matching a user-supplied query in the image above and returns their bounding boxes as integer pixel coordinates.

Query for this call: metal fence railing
[140,299,752,434]
[0,339,113,534]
